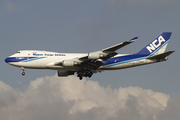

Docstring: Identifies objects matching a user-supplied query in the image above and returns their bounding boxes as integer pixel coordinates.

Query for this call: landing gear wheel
[21,67,25,76]
[77,72,83,80]
[77,70,93,80]
[79,77,83,80]
[22,72,25,76]
[87,71,93,78]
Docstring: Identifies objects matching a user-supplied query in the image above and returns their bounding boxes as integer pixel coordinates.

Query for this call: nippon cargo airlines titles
[5,32,174,80]
[33,53,66,56]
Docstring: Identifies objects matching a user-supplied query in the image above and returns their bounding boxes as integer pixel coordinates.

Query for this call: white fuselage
[6,50,161,71]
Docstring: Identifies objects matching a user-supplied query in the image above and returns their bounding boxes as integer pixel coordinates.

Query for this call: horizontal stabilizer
[147,51,174,59]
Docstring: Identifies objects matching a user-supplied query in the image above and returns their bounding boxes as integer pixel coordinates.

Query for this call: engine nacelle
[63,60,74,67]
[57,70,74,77]
[88,52,107,59]
[62,60,80,67]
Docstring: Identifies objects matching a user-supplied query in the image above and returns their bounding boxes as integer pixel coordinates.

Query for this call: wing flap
[81,60,103,70]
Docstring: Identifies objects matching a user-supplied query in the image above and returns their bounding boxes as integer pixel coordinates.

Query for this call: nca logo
[146,36,166,53]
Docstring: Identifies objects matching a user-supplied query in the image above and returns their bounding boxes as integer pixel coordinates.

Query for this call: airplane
[5,32,174,80]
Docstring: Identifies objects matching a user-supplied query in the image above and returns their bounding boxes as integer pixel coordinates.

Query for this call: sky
[0,0,180,120]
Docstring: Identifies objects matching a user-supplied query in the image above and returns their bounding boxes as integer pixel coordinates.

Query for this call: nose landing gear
[21,67,25,76]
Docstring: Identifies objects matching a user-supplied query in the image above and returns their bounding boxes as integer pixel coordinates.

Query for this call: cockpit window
[16,52,21,53]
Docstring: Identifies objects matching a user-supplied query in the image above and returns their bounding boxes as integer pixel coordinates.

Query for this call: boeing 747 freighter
[5,32,174,80]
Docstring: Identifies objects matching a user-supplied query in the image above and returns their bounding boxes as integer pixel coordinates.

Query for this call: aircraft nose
[5,57,10,63]
[5,57,16,63]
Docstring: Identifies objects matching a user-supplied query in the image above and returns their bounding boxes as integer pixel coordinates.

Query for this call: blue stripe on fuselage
[22,57,46,62]
[102,54,147,67]
[5,57,46,63]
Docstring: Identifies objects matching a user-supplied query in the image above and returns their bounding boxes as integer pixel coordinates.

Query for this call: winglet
[130,37,138,41]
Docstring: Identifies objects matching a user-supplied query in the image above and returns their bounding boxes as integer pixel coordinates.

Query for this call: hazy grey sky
[1,0,180,119]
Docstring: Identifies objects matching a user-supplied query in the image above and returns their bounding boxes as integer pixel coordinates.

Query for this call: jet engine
[61,60,80,67]
[57,70,74,77]
[88,52,107,59]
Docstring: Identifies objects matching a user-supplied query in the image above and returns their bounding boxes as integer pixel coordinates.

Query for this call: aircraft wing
[102,37,138,52]
[55,37,137,70]
[80,37,138,60]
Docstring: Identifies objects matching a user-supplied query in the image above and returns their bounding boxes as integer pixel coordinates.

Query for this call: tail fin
[137,32,172,56]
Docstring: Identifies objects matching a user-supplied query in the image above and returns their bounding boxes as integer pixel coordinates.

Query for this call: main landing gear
[77,70,93,80]
[21,67,25,76]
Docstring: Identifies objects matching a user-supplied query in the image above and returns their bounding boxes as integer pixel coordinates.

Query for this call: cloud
[0,75,179,120]
[157,94,180,120]
[0,1,18,16]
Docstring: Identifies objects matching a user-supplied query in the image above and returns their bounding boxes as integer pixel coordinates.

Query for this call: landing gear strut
[21,67,25,76]
[77,70,93,80]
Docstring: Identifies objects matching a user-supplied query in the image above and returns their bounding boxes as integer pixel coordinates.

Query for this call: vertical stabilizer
[137,32,172,56]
